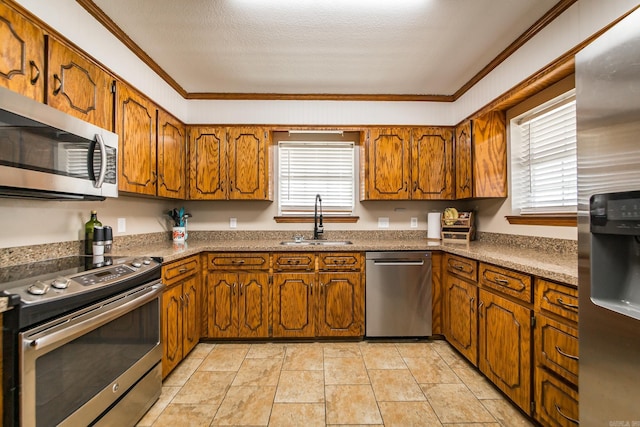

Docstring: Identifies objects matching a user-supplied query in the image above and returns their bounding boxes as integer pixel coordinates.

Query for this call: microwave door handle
[93,134,107,188]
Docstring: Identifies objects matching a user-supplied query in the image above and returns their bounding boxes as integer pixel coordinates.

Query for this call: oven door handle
[24,283,163,353]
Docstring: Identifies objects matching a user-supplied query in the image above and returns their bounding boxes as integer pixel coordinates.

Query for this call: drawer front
[273,253,315,271]
[445,254,478,281]
[535,367,579,427]
[208,253,269,270]
[479,263,532,303]
[536,315,579,385]
[163,255,200,285]
[536,278,578,323]
[318,252,362,271]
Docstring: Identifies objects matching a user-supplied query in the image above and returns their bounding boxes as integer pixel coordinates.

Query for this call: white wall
[4,0,637,249]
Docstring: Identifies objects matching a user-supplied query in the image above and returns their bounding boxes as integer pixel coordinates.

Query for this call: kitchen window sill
[274,215,359,223]
[505,214,577,227]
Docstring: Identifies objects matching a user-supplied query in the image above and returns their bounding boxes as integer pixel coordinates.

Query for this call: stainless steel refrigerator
[577,7,640,425]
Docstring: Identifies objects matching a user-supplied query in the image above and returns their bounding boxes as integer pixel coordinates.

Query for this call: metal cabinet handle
[239,283,244,296]
[232,259,245,264]
[555,345,579,361]
[179,267,188,274]
[320,282,324,294]
[554,403,579,424]
[232,283,237,295]
[29,60,40,85]
[53,74,62,95]
[495,277,509,285]
[413,181,418,191]
[453,264,465,271]
[179,295,185,307]
[310,283,313,295]
[184,293,190,306]
[478,300,484,317]
[557,298,578,310]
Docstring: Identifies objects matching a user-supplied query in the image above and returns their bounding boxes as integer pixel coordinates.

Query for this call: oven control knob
[143,258,151,265]
[27,281,50,295]
[131,259,143,268]
[51,277,70,289]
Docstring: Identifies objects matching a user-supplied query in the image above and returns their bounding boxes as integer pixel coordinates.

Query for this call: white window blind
[278,141,355,214]
[512,91,577,214]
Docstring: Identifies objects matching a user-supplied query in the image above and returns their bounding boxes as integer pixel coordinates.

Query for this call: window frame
[273,131,360,223]
[507,89,578,226]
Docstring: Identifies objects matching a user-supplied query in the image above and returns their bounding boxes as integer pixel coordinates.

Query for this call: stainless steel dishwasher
[365,251,432,337]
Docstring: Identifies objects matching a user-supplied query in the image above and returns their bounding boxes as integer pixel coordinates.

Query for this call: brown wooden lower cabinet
[535,367,579,426]
[272,273,316,338]
[317,271,364,337]
[478,288,532,414]
[161,256,200,378]
[206,271,269,338]
[444,274,478,365]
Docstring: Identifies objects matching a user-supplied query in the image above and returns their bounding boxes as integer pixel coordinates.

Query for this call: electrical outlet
[117,218,126,233]
[229,217,237,229]
[410,217,418,228]
[378,217,389,228]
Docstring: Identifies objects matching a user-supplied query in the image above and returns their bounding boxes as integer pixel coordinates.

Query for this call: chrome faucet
[314,194,324,240]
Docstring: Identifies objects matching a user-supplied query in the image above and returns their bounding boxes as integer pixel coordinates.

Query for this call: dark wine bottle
[84,210,102,255]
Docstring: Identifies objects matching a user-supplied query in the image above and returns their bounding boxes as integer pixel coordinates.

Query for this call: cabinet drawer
[273,253,315,271]
[536,278,578,323]
[536,314,579,385]
[318,252,362,271]
[207,253,269,270]
[163,255,199,286]
[445,254,478,281]
[535,367,579,427]
[479,263,532,303]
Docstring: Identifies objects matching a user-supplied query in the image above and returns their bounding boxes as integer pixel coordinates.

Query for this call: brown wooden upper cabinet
[116,84,157,195]
[189,126,271,200]
[157,109,187,199]
[363,127,453,200]
[0,2,44,101]
[455,111,507,199]
[47,37,114,131]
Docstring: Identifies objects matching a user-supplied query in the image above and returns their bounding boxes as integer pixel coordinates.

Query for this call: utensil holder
[172,226,186,243]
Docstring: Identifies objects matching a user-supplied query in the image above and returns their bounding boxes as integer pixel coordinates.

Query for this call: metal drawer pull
[30,60,40,85]
[494,277,509,285]
[554,403,579,424]
[557,298,578,310]
[231,259,245,264]
[555,345,579,361]
[453,264,464,271]
[178,267,188,273]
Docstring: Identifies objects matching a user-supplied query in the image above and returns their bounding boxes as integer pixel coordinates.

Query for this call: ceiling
[85,0,567,99]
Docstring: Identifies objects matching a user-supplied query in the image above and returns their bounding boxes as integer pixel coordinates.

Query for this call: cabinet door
[272,273,315,338]
[47,37,113,130]
[206,272,238,338]
[411,127,454,200]
[157,109,186,199]
[479,289,532,414]
[365,128,410,200]
[0,3,44,101]
[182,275,200,356]
[472,111,507,197]
[162,284,183,378]
[227,127,270,200]
[455,120,473,199]
[116,84,157,195]
[445,275,478,365]
[189,126,227,200]
[317,272,364,337]
[238,272,269,338]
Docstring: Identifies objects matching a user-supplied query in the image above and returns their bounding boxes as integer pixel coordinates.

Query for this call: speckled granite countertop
[111,235,578,286]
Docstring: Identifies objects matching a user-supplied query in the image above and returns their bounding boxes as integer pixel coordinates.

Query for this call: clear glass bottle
[84,210,102,255]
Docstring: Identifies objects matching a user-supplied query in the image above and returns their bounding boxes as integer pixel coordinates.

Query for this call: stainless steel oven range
[0,255,164,427]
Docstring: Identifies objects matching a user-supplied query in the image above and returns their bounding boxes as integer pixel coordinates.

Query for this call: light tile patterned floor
[137,340,534,427]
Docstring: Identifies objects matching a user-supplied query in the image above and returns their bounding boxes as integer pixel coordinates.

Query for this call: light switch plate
[378,217,389,228]
[117,218,126,233]
[411,217,418,228]
[230,217,237,228]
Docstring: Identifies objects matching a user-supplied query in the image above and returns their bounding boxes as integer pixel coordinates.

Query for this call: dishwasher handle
[372,260,425,266]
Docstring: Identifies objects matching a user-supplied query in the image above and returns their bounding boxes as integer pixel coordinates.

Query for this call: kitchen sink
[279,240,353,246]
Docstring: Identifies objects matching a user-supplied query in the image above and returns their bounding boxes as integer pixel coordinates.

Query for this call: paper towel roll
[427,212,442,239]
